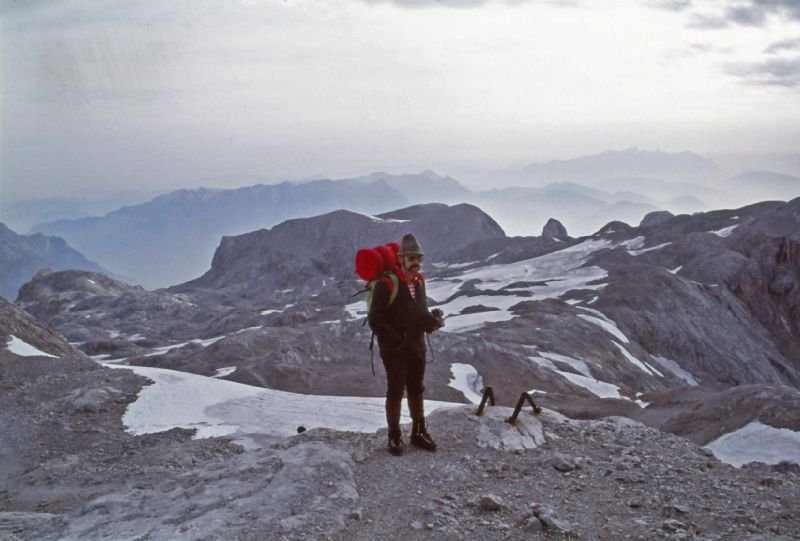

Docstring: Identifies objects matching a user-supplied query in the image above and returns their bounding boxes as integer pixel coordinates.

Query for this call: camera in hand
[431,308,445,328]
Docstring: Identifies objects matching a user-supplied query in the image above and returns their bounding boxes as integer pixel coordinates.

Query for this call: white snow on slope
[711,224,739,237]
[620,236,645,250]
[427,238,611,303]
[629,242,671,256]
[344,300,367,320]
[527,352,646,407]
[439,295,523,315]
[577,312,630,344]
[651,355,698,386]
[143,335,227,357]
[669,266,683,274]
[427,239,613,333]
[612,342,663,377]
[705,421,800,467]
[448,363,484,404]
[537,351,592,377]
[4,335,58,358]
[555,372,625,400]
[446,261,480,269]
[436,295,525,331]
[425,280,464,303]
[112,365,459,444]
[443,310,517,333]
[213,366,237,378]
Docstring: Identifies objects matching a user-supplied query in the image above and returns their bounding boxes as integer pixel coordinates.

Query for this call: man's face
[400,253,423,274]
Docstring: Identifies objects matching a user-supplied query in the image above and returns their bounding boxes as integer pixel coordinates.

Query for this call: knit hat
[398,234,423,256]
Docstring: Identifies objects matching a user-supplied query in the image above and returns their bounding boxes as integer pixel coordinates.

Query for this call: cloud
[725,56,800,87]
[687,13,730,29]
[754,0,800,21]
[647,0,692,12]
[358,0,576,8]
[725,4,767,26]
[765,36,800,53]
[658,0,800,27]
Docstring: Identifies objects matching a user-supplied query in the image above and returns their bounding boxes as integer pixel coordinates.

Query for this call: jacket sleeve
[368,280,404,348]
[417,280,440,334]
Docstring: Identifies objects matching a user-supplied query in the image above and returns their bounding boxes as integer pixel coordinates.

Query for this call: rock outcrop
[639,210,674,228]
[0,223,107,301]
[177,204,505,298]
[541,218,568,238]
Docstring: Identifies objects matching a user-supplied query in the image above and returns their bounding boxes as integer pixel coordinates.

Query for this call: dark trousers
[382,353,426,402]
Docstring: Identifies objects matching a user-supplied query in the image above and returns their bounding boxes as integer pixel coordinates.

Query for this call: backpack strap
[379,273,400,307]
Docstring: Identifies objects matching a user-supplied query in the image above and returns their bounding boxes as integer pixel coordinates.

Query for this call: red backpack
[354,241,402,374]
[354,241,402,311]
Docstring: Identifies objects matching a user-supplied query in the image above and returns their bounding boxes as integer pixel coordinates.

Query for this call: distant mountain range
[0,223,108,301]
[24,149,800,289]
[727,170,800,202]
[1,190,164,233]
[489,148,720,186]
[33,179,414,289]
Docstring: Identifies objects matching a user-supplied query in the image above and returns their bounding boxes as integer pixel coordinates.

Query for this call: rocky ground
[2,355,798,541]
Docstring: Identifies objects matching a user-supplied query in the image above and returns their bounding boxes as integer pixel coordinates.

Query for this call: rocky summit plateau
[3,198,800,540]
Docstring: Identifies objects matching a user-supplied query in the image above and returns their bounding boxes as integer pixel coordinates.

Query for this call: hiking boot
[410,421,437,452]
[388,428,405,456]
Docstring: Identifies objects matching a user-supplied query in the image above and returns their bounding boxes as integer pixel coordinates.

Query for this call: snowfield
[109,364,462,446]
[425,238,616,333]
[448,363,484,404]
[4,335,58,358]
[705,421,800,467]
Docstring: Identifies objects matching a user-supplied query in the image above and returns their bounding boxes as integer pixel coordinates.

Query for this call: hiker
[368,233,443,455]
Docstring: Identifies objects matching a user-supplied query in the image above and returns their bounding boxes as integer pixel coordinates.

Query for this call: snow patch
[668,266,683,274]
[651,355,698,386]
[448,363,484,404]
[213,366,237,378]
[424,279,464,303]
[629,242,671,256]
[620,236,645,250]
[612,342,663,377]
[4,335,58,358]
[442,310,517,333]
[537,351,592,377]
[711,224,739,237]
[445,261,480,269]
[577,311,630,344]
[113,365,460,444]
[705,421,800,467]
[143,335,226,357]
[557,372,625,400]
[438,294,524,315]
[344,300,366,320]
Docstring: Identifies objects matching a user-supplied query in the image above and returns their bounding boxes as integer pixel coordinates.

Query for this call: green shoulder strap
[366,272,399,312]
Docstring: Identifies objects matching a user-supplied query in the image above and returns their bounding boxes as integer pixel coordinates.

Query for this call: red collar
[395,267,419,284]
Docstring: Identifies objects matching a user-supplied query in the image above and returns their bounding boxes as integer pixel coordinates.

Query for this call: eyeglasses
[405,254,423,262]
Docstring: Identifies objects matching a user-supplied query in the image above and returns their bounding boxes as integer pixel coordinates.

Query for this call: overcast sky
[2,0,800,200]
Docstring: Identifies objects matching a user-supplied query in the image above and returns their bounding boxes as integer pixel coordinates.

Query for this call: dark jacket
[368,270,439,362]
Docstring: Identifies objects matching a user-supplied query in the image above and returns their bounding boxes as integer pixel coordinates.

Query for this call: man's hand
[431,308,445,329]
